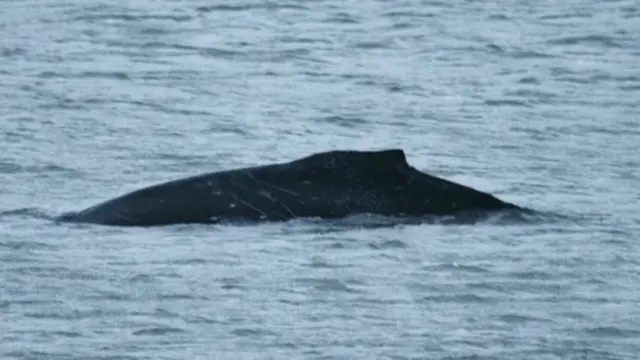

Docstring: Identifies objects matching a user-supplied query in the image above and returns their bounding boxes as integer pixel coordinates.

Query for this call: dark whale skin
[59,149,521,227]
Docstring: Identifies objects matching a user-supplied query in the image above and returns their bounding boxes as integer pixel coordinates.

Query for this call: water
[1,0,639,359]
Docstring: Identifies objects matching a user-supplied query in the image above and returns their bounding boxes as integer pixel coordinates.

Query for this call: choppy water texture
[2,0,639,359]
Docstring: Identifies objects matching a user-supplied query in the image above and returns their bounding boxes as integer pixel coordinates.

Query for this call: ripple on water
[367,239,409,249]
[422,262,492,273]
[584,326,640,338]
[132,327,186,336]
[231,327,277,337]
[547,35,624,48]
[296,277,364,294]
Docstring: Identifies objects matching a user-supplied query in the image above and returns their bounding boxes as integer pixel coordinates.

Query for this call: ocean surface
[1,0,639,359]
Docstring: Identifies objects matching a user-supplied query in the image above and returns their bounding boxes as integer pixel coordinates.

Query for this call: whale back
[61,148,519,226]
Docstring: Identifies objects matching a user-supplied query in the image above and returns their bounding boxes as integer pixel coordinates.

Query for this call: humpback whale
[59,149,522,227]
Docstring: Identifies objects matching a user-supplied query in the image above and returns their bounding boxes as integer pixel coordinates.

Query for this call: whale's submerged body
[59,149,522,227]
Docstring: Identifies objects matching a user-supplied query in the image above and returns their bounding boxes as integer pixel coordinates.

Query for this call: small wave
[367,239,408,249]
[305,256,337,268]
[300,70,331,78]
[314,115,369,128]
[3,351,76,359]
[383,10,437,19]
[167,257,210,265]
[49,331,83,338]
[423,263,490,273]
[132,327,185,336]
[77,71,131,80]
[8,299,63,306]
[353,296,411,305]
[196,3,306,13]
[296,277,363,294]
[129,274,156,283]
[421,293,494,304]
[220,277,246,290]
[504,89,559,104]
[74,13,193,22]
[236,209,550,234]
[139,42,242,57]
[24,312,72,320]
[486,43,504,53]
[159,293,208,300]
[517,76,541,85]
[487,13,510,21]
[132,308,179,319]
[196,5,254,12]
[619,84,640,91]
[508,270,553,280]
[81,292,133,301]
[0,208,55,223]
[499,314,551,324]
[186,315,225,324]
[231,328,277,337]
[547,35,622,48]
[1,46,26,58]
[86,97,214,116]
[484,99,532,108]
[354,41,389,50]
[586,326,640,338]
[324,12,360,25]
[0,161,81,175]
[0,161,22,174]
[511,49,556,59]
[10,265,101,281]
[538,12,593,21]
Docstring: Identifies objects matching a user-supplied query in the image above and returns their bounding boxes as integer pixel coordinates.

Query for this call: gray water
[1,0,639,359]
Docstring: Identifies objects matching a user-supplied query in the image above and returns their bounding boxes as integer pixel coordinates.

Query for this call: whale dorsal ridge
[368,149,407,166]
[295,148,408,170]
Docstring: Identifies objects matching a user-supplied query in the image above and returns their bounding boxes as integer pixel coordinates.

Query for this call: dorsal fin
[369,149,407,166]
[294,149,409,169]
